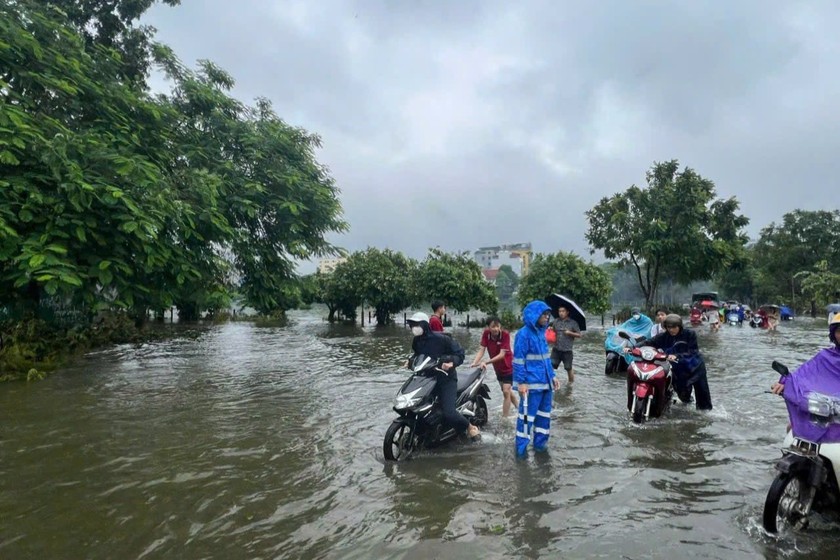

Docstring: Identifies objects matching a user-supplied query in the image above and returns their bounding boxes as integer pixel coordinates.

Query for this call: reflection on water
[1,310,838,558]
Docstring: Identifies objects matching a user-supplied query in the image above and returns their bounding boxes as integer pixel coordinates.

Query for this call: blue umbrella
[827,303,840,314]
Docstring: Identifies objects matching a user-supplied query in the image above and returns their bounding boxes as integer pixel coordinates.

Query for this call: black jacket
[409,322,465,372]
[646,327,704,371]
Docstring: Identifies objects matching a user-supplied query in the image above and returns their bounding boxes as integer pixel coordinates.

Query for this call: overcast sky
[144,0,840,273]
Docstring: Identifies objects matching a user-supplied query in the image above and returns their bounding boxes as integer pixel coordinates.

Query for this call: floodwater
[1,310,839,559]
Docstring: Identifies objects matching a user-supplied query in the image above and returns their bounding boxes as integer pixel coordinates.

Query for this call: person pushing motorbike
[627,313,713,410]
[406,312,480,438]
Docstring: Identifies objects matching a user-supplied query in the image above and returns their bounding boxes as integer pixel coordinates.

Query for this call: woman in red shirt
[470,316,518,417]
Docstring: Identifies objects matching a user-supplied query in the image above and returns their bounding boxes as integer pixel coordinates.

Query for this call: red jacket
[429,315,444,332]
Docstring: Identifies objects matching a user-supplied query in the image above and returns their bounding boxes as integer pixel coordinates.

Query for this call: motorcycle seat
[456,367,482,393]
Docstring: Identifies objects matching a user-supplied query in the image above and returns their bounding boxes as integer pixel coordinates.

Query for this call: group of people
[404,298,716,457]
[403,298,840,462]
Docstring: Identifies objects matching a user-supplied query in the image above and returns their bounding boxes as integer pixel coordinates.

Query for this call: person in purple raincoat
[770,312,840,443]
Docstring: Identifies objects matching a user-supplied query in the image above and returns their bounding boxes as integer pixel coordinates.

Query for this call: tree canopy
[0,1,345,321]
[751,210,840,307]
[517,251,612,314]
[415,248,498,314]
[585,160,749,308]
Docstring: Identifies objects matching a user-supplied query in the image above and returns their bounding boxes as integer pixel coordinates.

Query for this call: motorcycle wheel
[763,472,810,533]
[383,421,416,462]
[632,396,646,424]
[472,396,488,427]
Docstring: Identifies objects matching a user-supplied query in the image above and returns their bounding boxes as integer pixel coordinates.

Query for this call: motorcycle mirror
[771,360,790,377]
[618,331,631,340]
[413,355,432,372]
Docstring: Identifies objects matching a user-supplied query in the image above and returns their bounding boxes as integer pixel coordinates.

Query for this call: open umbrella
[827,303,840,314]
[545,293,587,331]
[699,300,719,309]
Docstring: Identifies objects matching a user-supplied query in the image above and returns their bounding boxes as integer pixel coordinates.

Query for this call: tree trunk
[375,307,390,325]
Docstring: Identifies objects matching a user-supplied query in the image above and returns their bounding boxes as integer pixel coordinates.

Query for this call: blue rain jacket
[513,300,555,391]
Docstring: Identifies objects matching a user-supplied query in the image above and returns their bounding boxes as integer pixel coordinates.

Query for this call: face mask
[633,314,640,320]
[411,326,424,336]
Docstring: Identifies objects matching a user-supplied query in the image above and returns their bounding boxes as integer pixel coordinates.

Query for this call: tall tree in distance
[415,248,498,314]
[585,160,749,309]
[752,210,840,307]
[494,264,519,304]
[517,252,612,314]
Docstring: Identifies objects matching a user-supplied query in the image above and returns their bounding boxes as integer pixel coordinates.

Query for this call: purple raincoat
[781,346,840,443]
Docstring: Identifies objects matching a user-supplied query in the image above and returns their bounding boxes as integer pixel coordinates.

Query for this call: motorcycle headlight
[395,387,422,410]
[807,392,833,418]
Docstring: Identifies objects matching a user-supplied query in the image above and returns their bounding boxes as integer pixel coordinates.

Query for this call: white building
[474,243,531,276]
[317,257,347,274]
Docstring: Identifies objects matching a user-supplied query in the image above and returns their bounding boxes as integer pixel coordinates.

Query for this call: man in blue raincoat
[513,300,560,456]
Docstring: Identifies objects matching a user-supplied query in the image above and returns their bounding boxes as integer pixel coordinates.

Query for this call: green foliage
[416,248,499,314]
[499,309,523,331]
[795,261,840,309]
[585,160,749,308]
[517,251,612,314]
[753,210,840,306]
[715,247,756,304]
[495,264,519,303]
[333,248,417,325]
[0,1,345,375]
[37,0,181,84]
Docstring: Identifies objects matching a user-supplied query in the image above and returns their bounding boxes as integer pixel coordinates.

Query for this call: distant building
[482,268,499,285]
[317,257,347,274]
[474,243,532,276]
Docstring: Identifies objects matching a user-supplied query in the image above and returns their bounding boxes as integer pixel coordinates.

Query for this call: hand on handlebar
[667,354,677,362]
[440,362,454,371]
[770,382,785,395]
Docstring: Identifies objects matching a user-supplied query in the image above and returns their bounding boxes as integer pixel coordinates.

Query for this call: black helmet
[663,314,683,329]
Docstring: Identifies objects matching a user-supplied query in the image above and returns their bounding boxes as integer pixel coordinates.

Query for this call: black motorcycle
[383,354,490,461]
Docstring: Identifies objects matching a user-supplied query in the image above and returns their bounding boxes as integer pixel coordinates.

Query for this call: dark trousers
[436,372,470,434]
[673,362,713,410]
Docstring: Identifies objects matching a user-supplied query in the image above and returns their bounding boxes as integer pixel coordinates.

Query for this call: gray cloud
[144,0,840,271]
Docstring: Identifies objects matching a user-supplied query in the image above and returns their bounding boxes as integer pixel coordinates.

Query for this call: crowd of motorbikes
[383,307,840,537]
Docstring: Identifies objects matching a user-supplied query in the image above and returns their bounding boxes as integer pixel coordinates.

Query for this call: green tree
[39,0,181,85]
[0,2,345,319]
[715,246,756,305]
[517,252,612,314]
[795,261,840,316]
[495,264,519,303]
[415,248,498,314]
[339,248,417,325]
[585,160,749,308]
[0,3,192,318]
[303,269,361,322]
[752,210,840,309]
[155,52,346,316]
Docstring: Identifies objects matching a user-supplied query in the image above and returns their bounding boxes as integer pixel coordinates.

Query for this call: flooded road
[1,309,839,559]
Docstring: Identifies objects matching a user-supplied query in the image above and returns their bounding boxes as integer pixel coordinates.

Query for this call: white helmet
[407,312,429,324]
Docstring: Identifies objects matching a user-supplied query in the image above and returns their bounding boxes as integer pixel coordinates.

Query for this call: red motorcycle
[689,307,704,326]
[620,332,679,424]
